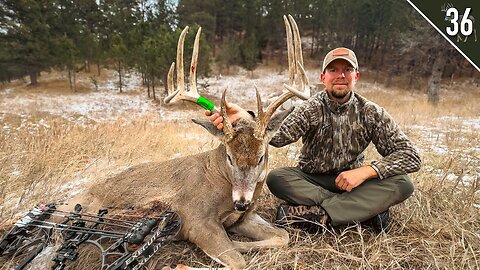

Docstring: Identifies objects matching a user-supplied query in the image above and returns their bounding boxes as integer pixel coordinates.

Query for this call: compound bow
[0,202,182,270]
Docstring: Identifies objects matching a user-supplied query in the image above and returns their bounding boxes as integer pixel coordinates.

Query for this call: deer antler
[283,14,310,100]
[220,90,235,142]
[164,26,219,112]
[254,15,310,139]
[167,16,309,140]
[441,2,453,12]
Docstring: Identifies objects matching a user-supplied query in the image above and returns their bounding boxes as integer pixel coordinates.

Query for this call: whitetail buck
[69,15,310,270]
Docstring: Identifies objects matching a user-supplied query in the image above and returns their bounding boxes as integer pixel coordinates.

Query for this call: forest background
[1,1,479,269]
[1,0,478,103]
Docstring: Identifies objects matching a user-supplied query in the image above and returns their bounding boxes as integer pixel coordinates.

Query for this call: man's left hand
[335,166,378,192]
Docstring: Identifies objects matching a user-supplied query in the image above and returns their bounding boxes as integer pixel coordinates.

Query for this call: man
[207,47,422,232]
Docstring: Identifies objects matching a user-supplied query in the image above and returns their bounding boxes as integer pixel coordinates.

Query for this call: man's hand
[335,166,378,192]
[205,102,253,130]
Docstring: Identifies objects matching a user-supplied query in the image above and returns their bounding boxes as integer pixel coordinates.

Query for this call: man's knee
[386,174,414,203]
[266,168,288,197]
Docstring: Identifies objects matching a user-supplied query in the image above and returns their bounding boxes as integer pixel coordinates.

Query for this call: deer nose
[234,200,251,212]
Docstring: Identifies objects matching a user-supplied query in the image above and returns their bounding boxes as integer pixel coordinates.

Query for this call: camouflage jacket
[270,90,422,179]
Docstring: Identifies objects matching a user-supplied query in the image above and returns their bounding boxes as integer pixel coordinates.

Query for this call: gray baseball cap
[322,47,358,73]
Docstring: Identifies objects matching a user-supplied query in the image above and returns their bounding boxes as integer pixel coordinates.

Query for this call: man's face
[320,59,360,103]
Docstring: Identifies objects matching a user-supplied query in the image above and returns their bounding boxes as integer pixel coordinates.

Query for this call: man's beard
[331,88,351,99]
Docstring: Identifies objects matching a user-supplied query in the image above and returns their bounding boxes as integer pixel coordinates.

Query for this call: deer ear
[264,106,294,140]
[192,119,224,139]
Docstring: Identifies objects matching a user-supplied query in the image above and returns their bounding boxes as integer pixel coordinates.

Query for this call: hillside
[0,66,479,269]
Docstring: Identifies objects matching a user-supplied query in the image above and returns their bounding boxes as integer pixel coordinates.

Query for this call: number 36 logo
[441,3,477,42]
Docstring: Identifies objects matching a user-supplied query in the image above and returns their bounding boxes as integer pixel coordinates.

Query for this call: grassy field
[0,67,479,269]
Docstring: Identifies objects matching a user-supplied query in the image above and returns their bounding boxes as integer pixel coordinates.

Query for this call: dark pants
[266,167,414,226]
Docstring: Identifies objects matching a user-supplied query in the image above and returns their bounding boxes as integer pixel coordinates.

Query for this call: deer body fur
[75,116,291,270]
[63,15,310,270]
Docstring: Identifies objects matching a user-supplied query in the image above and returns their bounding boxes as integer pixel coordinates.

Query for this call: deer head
[193,89,294,212]
[166,15,309,212]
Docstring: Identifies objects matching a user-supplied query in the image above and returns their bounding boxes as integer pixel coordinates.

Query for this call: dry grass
[0,115,216,221]
[0,68,479,269]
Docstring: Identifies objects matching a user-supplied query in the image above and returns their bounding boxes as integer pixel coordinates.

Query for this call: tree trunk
[68,69,73,90]
[408,72,415,90]
[118,61,122,93]
[147,78,151,98]
[29,71,38,85]
[310,25,315,58]
[427,50,447,105]
[73,69,77,92]
[366,36,376,66]
[378,40,388,67]
[97,62,101,76]
[152,81,156,100]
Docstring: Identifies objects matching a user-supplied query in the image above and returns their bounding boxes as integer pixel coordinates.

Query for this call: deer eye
[258,155,264,164]
[227,155,233,165]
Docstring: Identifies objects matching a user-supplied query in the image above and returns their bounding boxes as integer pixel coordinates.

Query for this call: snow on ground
[204,68,321,107]
[1,69,479,186]
[0,73,208,133]
[0,71,478,270]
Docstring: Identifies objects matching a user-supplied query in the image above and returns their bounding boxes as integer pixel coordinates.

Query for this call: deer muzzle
[234,200,251,212]
[232,189,254,212]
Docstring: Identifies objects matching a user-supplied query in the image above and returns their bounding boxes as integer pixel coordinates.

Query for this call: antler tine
[164,26,189,104]
[283,15,294,86]
[254,86,265,139]
[280,15,310,101]
[283,81,310,100]
[175,26,188,100]
[189,27,201,97]
[288,15,307,94]
[254,85,264,118]
[264,91,294,121]
[164,27,218,112]
[221,89,235,142]
[282,60,311,101]
[164,62,177,103]
[256,91,294,139]
[255,15,312,138]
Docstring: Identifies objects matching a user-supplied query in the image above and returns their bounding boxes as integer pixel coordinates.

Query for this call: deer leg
[181,221,246,270]
[228,212,289,253]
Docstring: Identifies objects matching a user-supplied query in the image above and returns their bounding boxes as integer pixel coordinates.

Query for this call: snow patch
[55,177,89,197]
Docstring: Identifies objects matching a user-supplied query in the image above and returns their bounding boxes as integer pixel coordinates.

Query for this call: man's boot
[275,204,330,233]
[362,210,390,232]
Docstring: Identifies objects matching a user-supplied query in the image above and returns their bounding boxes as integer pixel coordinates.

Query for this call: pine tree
[109,34,129,92]
[0,0,57,85]
[177,0,216,46]
[56,35,80,91]
[240,33,259,75]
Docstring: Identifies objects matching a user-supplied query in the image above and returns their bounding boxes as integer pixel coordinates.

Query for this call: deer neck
[205,143,232,184]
